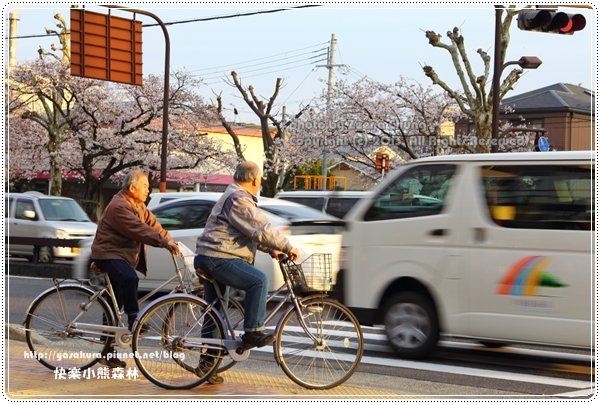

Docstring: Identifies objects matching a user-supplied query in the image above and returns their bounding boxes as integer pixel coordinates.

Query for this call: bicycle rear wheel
[132,295,225,389]
[275,296,364,389]
[24,285,115,371]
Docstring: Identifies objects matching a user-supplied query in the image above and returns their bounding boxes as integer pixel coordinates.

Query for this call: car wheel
[34,246,54,264]
[383,291,439,359]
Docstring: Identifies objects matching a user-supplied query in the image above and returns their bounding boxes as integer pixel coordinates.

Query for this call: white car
[73,194,344,292]
[6,192,97,263]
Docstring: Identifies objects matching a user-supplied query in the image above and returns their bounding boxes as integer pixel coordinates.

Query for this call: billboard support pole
[103,5,171,191]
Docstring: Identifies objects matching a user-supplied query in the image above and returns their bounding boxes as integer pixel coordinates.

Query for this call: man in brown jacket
[91,170,180,333]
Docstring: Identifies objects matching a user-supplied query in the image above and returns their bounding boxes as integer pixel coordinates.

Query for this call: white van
[339,151,593,358]
[275,190,371,218]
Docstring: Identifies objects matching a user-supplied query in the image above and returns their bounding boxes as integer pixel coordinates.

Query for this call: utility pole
[276,105,287,190]
[9,11,18,69]
[320,33,337,190]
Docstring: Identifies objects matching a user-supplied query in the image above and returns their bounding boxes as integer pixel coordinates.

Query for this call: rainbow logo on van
[497,256,565,296]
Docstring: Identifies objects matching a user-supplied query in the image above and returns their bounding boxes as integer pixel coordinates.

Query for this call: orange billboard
[70,9,143,86]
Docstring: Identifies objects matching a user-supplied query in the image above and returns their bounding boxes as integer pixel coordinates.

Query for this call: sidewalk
[5,336,397,399]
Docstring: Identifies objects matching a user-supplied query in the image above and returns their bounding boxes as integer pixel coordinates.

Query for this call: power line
[202,59,326,85]
[7,5,321,40]
[190,46,328,75]
[143,5,321,27]
[197,52,327,81]
[281,66,319,106]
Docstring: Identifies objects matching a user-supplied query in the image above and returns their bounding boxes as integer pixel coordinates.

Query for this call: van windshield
[38,199,92,222]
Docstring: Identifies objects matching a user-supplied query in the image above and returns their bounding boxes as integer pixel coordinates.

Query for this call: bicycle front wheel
[275,296,364,389]
[24,285,115,371]
[132,295,225,389]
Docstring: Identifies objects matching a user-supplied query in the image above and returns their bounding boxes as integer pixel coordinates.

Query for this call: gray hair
[121,170,148,191]
[233,162,260,182]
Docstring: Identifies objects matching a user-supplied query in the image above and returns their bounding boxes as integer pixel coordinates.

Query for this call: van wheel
[33,246,54,264]
[383,292,439,359]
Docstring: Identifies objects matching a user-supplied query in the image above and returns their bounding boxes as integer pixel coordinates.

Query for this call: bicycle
[23,242,244,372]
[131,253,364,390]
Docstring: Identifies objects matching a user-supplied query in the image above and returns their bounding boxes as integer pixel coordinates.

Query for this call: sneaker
[98,356,127,368]
[242,331,274,349]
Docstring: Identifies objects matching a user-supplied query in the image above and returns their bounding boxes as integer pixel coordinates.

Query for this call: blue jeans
[194,255,268,332]
[94,259,139,317]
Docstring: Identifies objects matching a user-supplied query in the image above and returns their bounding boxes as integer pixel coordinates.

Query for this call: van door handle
[430,229,447,236]
[473,227,486,243]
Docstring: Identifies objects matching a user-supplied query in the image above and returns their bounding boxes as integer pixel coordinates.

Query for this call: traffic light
[517,9,586,35]
[382,153,390,172]
[375,152,390,172]
[375,152,383,171]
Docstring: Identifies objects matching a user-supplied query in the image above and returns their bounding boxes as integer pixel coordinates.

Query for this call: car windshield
[260,204,335,221]
[38,199,92,222]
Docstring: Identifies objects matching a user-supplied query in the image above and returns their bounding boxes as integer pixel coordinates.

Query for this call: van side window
[154,203,214,231]
[480,164,594,231]
[5,197,11,218]
[326,198,360,218]
[363,164,456,221]
[15,199,36,220]
[279,197,326,211]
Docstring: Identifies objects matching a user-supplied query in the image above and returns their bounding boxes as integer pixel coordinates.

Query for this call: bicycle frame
[28,246,197,350]
[170,258,328,359]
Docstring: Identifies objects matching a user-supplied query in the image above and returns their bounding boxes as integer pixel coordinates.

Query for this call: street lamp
[491,56,542,152]
[491,9,542,152]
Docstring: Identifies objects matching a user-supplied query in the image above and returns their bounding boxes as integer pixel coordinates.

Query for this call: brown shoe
[207,374,224,385]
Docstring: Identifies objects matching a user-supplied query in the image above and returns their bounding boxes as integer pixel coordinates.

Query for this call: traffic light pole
[491,6,503,153]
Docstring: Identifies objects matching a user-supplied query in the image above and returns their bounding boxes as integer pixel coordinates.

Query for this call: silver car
[6,192,97,263]
[73,194,344,292]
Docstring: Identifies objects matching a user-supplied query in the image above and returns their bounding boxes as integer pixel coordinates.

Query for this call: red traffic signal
[517,10,586,35]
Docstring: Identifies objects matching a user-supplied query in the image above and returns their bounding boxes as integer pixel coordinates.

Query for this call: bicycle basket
[285,253,333,294]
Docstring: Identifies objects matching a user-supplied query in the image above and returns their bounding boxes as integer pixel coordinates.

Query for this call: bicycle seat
[195,266,215,282]
[90,262,104,274]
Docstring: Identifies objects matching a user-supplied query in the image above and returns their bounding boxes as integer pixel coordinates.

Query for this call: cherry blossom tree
[9,59,232,206]
[291,77,460,174]
[9,56,74,195]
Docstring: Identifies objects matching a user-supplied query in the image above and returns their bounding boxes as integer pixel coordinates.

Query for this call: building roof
[328,160,381,179]
[200,126,265,138]
[501,83,594,115]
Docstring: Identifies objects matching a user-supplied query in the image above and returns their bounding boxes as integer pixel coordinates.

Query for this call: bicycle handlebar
[276,252,290,264]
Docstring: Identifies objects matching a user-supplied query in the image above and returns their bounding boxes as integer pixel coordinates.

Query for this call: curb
[7,323,27,343]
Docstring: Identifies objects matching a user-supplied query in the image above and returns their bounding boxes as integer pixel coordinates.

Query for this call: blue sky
[5,4,596,122]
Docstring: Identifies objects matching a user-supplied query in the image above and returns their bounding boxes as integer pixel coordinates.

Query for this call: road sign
[70,9,143,85]
[538,135,550,152]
